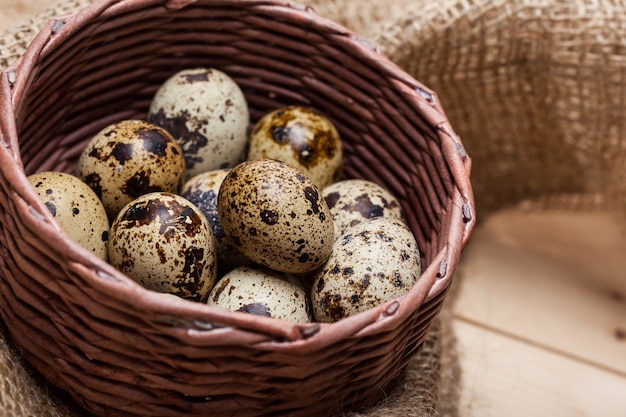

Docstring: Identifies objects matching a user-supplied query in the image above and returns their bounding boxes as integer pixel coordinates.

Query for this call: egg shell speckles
[76,119,185,219]
[28,171,110,261]
[323,179,405,238]
[217,159,334,274]
[181,169,252,273]
[107,192,217,302]
[207,266,312,323]
[311,217,421,323]
[248,106,343,190]
[147,68,250,178]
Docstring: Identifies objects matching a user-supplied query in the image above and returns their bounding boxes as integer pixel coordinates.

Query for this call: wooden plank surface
[454,209,626,376]
[454,209,626,417]
[455,319,626,417]
[475,208,626,296]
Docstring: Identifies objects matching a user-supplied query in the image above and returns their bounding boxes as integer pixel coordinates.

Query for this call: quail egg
[180,168,252,273]
[207,266,312,323]
[148,67,250,178]
[311,217,421,323]
[76,119,185,219]
[107,192,217,302]
[248,105,343,190]
[323,179,405,238]
[217,159,334,274]
[28,171,110,261]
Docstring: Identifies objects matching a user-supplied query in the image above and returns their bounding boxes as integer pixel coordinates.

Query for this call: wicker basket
[0,0,475,416]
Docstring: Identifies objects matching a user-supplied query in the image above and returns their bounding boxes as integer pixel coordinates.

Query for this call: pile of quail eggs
[29,67,422,324]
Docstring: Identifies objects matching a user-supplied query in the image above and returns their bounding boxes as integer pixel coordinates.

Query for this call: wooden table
[455,209,626,417]
[2,2,626,416]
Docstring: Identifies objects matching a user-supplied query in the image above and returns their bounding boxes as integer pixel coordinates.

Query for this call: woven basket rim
[0,0,475,352]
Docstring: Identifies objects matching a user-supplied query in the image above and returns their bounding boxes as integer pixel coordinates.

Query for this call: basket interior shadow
[0,0,475,416]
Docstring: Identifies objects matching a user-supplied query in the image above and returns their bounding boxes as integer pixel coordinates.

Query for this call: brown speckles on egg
[181,169,251,274]
[317,292,346,323]
[207,266,312,323]
[123,170,163,200]
[83,172,103,200]
[217,159,334,274]
[324,191,341,209]
[148,109,208,172]
[118,194,204,240]
[211,278,230,303]
[183,71,209,83]
[45,201,57,217]
[111,142,134,165]
[310,217,421,323]
[107,192,217,302]
[260,210,279,225]
[248,106,343,190]
[137,127,174,157]
[322,179,405,238]
[237,303,272,316]
[178,246,207,289]
[148,68,249,178]
[76,119,185,219]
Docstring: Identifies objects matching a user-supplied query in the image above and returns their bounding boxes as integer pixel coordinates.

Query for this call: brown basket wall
[0,0,475,416]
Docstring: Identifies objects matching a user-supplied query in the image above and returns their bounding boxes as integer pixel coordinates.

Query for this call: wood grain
[455,209,626,417]
[455,211,626,376]
[455,319,626,417]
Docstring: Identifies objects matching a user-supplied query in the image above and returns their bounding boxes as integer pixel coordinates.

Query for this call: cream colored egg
[248,105,343,190]
[311,217,421,323]
[217,159,334,274]
[207,266,312,323]
[28,171,110,261]
[76,119,185,219]
[107,192,217,302]
[323,179,405,238]
[180,169,252,273]
[148,68,250,178]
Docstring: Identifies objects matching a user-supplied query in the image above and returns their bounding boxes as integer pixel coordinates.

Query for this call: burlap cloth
[2,0,626,415]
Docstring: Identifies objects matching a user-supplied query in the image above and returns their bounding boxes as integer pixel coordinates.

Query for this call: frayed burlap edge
[0,1,462,416]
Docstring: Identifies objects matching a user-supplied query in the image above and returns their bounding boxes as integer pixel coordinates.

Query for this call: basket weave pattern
[0,0,474,416]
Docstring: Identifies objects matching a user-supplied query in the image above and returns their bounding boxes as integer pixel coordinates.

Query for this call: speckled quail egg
[147,67,250,178]
[207,266,312,323]
[180,168,253,274]
[76,119,185,219]
[311,217,421,323]
[248,105,343,190]
[28,171,110,261]
[217,158,334,274]
[323,179,405,238]
[107,192,217,302]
